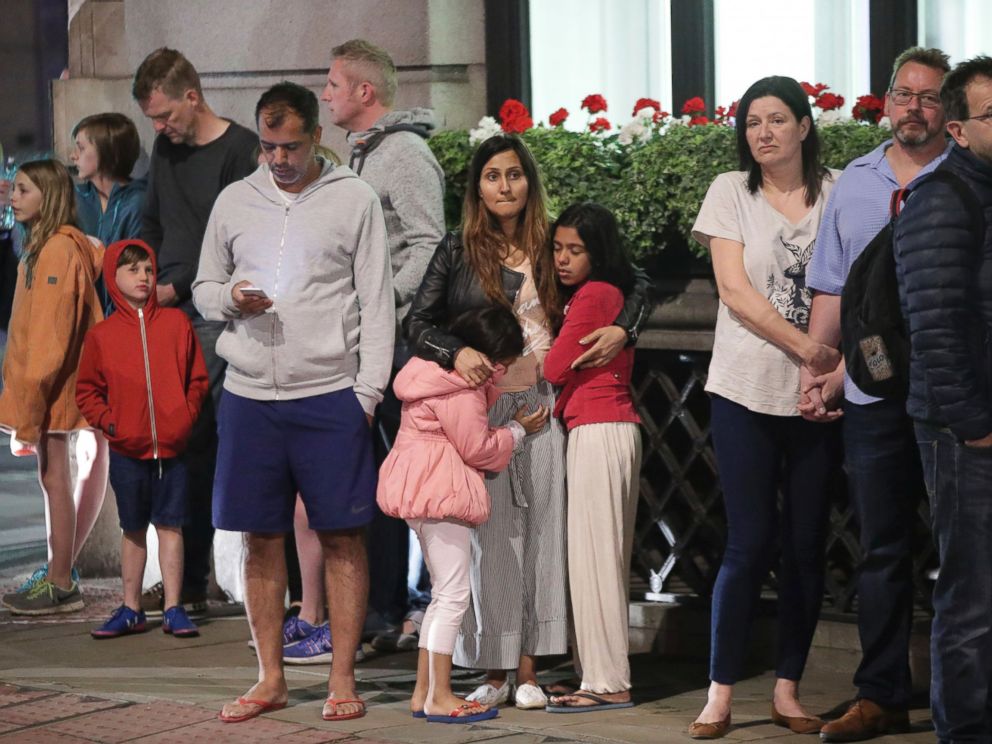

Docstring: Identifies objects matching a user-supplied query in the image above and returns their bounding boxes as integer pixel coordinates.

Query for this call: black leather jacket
[404,231,656,368]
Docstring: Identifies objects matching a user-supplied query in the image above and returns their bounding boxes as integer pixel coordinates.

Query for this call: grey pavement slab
[0,579,935,743]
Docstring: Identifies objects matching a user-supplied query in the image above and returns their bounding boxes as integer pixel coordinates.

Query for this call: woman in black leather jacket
[404,134,653,711]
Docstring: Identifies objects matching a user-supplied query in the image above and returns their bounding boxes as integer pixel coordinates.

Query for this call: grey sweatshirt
[347,109,445,330]
[192,160,395,414]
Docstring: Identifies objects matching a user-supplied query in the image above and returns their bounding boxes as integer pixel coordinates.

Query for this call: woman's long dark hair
[735,75,830,206]
[551,202,635,302]
[461,134,559,328]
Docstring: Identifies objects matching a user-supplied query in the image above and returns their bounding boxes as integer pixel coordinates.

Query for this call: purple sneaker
[283,623,367,665]
[91,605,147,639]
[162,605,199,637]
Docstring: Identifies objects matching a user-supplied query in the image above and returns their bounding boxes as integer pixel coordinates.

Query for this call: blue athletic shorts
[212,388,377,533]
[109,452,188,532]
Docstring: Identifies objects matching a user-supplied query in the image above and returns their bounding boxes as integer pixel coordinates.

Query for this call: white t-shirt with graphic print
[692,169,838,416]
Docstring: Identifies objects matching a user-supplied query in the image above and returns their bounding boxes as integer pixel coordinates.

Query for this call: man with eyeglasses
[802,46,952,742]
[892,55,992,744]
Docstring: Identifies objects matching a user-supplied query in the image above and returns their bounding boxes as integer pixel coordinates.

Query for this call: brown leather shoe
[771,704,824,734]
[819,699,910,741]
[688,713,731,739]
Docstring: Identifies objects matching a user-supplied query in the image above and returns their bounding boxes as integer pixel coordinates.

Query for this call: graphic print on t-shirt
[767,236,815,330]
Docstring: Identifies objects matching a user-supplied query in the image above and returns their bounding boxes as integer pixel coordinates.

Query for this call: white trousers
[567,422,642,693]
[408,518,472,655]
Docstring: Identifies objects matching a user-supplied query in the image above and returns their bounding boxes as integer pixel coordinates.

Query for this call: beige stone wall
[64,0,487,581]
[54,0,486,163]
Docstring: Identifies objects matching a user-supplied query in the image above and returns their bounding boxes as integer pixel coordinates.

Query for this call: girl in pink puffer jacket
[377,307,547,724]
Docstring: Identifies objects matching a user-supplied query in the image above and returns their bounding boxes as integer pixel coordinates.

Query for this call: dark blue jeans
[708,395,838,684]
[183,317,226,596]
[843,398,925,709]
[916,423,992,744]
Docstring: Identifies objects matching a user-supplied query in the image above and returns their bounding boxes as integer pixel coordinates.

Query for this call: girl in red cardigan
[543,202,642,713]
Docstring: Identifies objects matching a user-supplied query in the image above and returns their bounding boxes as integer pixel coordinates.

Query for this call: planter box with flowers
[428,84,891,263]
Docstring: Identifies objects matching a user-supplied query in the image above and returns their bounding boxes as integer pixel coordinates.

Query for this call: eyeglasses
[889,89,942,108]
[964,112,992,124]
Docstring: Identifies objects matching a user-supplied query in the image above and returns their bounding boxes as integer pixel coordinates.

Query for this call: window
[529,0,672,129]
[715,0,869,109]
[919,0,992,63]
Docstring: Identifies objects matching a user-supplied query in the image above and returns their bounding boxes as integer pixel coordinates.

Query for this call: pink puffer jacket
[376,356,514,525]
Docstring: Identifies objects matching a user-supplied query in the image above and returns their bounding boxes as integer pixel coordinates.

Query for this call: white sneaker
[514,682,548,710]
[466,681,512,707]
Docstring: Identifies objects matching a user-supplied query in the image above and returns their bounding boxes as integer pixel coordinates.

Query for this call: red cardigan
[543,280,640,431]
[76,240,208,459]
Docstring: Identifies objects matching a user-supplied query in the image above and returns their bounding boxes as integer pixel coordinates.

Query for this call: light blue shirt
[807,139,950,405]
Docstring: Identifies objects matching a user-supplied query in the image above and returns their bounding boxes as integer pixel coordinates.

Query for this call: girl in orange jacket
[0,159,104,615]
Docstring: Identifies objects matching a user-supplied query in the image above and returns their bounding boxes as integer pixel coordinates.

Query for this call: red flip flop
[218,696,287,723]
[322,696,366,721]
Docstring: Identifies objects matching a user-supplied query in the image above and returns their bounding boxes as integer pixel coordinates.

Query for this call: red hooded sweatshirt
[76,240,208,459]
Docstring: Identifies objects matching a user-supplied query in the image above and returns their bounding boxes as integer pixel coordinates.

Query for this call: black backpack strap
[348,123,430,175]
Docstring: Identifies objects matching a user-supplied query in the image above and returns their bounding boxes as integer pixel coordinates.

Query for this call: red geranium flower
[632,97,661,115]
[852,94,885,122]
[727,100,739,118]
[688,115,710,126]
[682,96,706,115]
[589,117,611,133]
[801,81,828,98]
[581,94,608,114]
[654,111,669,123]
[499,98,534,133]
[814,92,845,111]
[548,107,569,127]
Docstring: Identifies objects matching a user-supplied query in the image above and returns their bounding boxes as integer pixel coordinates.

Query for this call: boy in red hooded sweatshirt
[76,239,208,639]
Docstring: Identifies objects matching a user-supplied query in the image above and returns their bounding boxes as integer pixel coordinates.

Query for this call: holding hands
[798,341,845,422]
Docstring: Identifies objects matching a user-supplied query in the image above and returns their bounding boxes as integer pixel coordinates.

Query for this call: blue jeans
[843,398,925,709]
[708,395,838,684]
[916,423,992,744]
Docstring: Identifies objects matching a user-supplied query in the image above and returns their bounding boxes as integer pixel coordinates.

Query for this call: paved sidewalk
[0,574,934,743]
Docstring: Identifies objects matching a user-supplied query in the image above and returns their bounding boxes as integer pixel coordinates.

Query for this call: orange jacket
[0,226,104,444]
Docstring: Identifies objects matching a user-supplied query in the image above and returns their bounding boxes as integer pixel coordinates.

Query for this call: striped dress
[454,260,569,669]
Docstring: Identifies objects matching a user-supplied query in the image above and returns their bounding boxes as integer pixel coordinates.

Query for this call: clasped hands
[797,341,844,423]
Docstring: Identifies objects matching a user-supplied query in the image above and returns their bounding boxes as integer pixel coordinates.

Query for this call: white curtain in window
[919,0,992,64]
[715,0,870,108]
[529,0,673,130]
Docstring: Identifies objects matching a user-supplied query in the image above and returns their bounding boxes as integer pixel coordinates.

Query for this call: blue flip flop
[412,710,426,718]
[546,691,635,713]
[425,703,499,724]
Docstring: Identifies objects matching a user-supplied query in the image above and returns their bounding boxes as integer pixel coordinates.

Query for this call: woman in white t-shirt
[688,76,841,739]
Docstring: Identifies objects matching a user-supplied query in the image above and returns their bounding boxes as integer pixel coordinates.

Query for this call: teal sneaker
[2,565,80,608]
[6,579,84,616]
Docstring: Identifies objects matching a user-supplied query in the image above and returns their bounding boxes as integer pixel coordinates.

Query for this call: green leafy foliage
[428,121,891,260]
[819,121,890,170]
[518,127,624,219]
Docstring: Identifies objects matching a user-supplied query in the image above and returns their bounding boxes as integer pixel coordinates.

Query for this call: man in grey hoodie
[322,39,446,647]
[193,83,393,724]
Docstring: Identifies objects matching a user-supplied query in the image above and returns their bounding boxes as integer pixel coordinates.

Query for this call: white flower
[877,115,892,130]
[816,109,846,127]
[469,116,503,145]
[633,107,657,125]
[618,120,650,145]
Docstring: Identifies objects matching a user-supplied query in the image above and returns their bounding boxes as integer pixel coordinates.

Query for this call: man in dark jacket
[893,55,992,744]
[132,48,258,617]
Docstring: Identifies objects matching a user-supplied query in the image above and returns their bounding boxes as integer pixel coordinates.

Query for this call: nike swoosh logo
[351,503,371,515]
